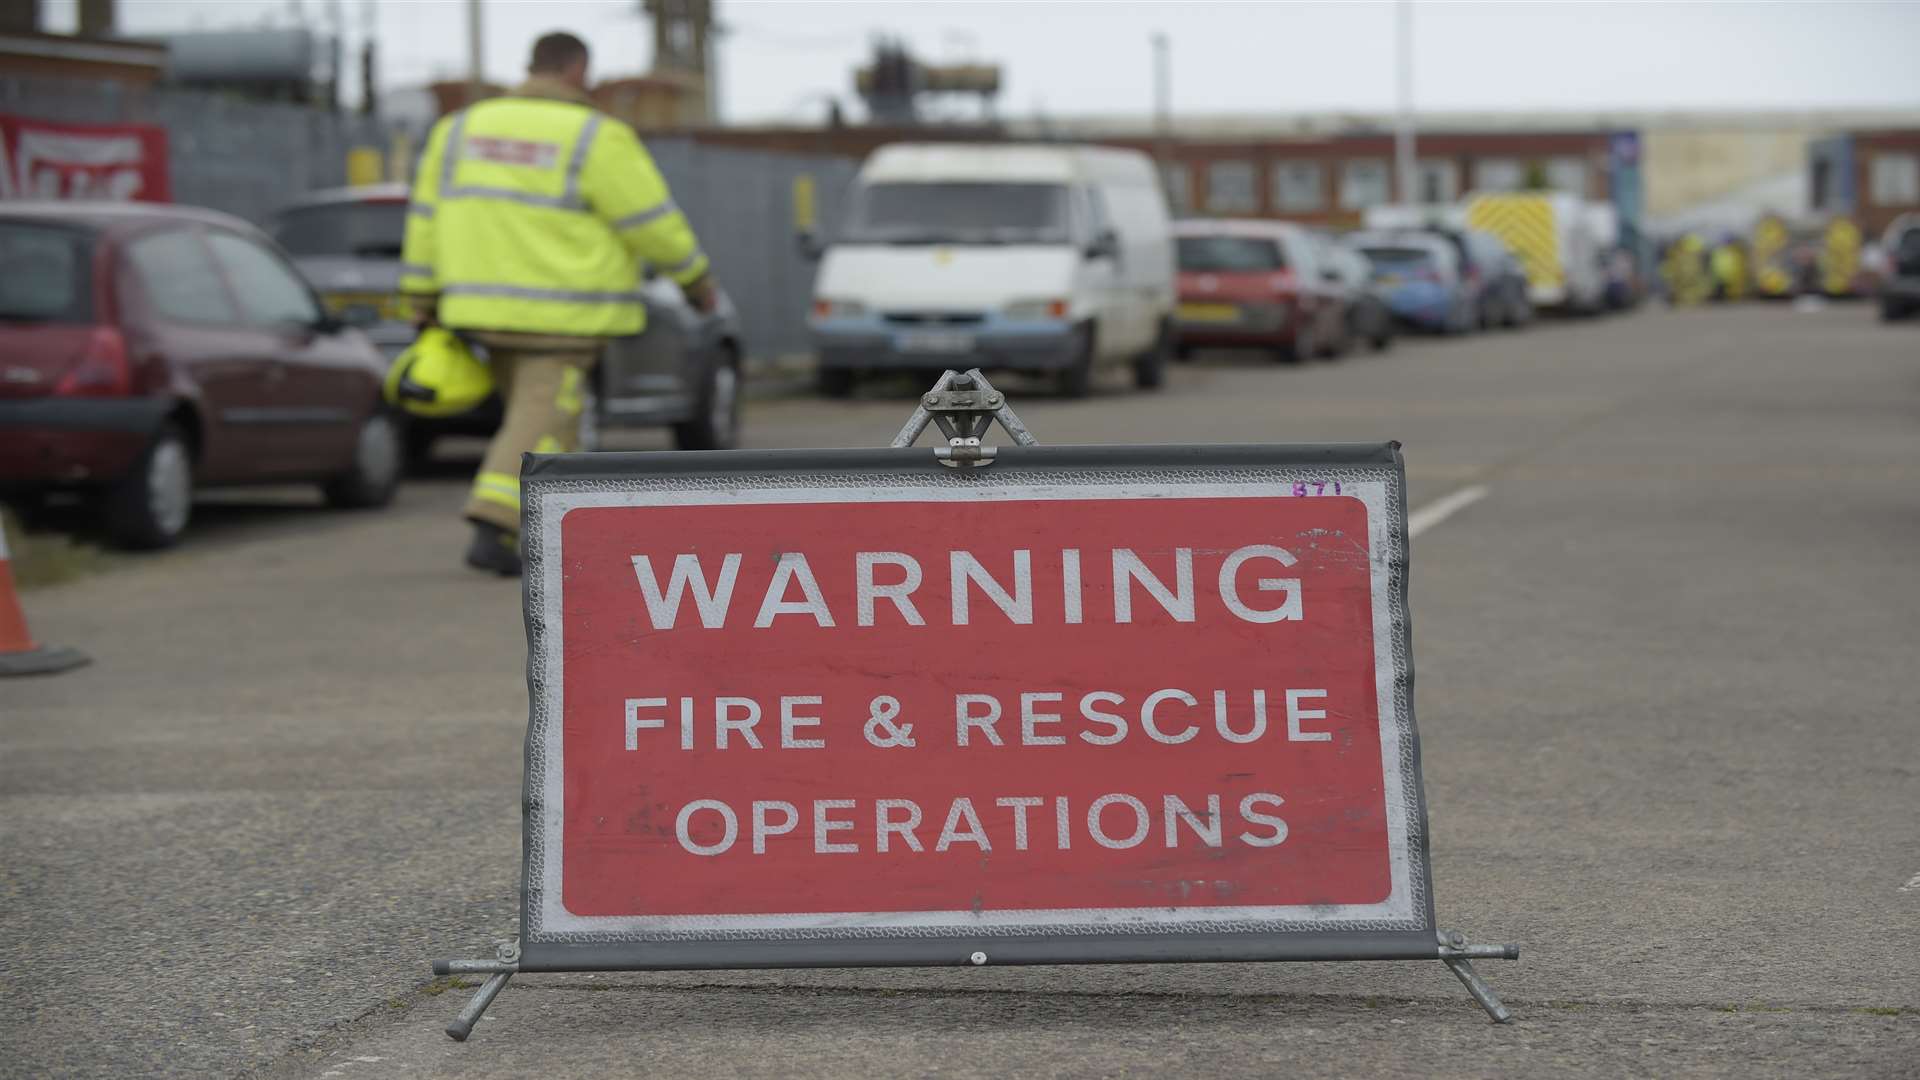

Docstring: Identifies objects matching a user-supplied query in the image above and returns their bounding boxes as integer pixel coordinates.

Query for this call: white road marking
[1901,872,1920,893]
[1406,484,1490,538]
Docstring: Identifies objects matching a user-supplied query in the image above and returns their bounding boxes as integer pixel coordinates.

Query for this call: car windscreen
[842,181,1071,245]
[271,201,408,259]
[1176,235,1286,272]
[1359,247,1438,276]
[0,221,94,323]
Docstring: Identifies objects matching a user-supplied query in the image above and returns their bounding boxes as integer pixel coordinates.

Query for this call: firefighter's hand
[681,275,718,315]
[408,294,439,330]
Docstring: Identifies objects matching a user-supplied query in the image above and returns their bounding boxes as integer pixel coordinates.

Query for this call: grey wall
[2,77,860,358]
[646,139,858,359]
[2,76,385,225]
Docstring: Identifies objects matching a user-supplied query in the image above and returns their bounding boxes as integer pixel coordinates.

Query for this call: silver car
[269,184,745,458]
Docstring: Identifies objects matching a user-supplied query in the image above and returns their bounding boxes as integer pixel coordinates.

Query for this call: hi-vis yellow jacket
[399,80,708,338]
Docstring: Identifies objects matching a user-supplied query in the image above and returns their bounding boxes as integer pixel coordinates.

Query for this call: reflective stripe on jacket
[399,82,708,338]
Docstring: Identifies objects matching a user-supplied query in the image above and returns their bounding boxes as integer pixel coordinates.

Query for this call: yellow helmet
[383,327,493,418]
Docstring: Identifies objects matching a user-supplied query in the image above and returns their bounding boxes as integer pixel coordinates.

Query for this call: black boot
[464,522,523,577]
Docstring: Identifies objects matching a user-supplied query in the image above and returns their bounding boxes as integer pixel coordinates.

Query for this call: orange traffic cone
[0,526,88,677]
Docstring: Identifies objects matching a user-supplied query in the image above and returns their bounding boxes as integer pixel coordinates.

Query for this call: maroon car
[1173,220,1351,362]
[0,201,400,548]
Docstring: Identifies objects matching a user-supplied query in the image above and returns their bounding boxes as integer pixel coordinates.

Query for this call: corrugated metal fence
[1,77,858,358]
[646,139,857,361]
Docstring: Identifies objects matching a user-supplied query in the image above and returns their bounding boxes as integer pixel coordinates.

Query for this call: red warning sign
[533,475,1419,936]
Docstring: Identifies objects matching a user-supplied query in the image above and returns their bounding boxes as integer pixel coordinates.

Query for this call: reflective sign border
[514,442,1439,972]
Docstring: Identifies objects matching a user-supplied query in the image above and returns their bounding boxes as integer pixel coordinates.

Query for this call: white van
[809,143,1175,397]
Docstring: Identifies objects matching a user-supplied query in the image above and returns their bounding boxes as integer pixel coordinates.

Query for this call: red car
[1173,220,1351,362]
[0,202,400,548]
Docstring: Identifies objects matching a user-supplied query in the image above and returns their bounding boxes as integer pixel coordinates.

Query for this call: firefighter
[400,31,715,576]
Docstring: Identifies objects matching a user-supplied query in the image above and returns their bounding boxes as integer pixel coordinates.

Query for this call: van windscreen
[1177,235,1285,272]
[844,182,1070,245]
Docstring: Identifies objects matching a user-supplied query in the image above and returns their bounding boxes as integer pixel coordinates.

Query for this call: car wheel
[103,422,193,549]
[1131,320,1170,390]
[818,367,856,399]
[402,425,438,469]
[674,353,742,451]
[1319,323,1350,361]
[322,409,402,509]
[1057,325,1096,398]
[1274,326,1305,363]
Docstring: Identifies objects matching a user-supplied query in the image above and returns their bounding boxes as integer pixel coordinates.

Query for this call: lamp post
[1394,0,1417,206]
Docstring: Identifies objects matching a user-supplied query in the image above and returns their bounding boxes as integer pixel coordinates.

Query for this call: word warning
[521,452,1430,954]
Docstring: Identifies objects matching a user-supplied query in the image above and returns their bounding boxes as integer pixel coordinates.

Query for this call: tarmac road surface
[2,305,1916,1078]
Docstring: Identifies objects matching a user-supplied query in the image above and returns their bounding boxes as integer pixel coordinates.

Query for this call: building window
[1206,160,1258,214]
[1270,160,1324,212]
[1474,158,1523,192]
[1545,156,1589,197]
[1162,163,1192,214]
[1417,159,1458,204]
[1810,158,1834,211]
[1340,159,1390,210]
[1870,152,1920,207]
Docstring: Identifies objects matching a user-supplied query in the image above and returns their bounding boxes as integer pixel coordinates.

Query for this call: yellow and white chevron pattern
[1466,195,1561,290]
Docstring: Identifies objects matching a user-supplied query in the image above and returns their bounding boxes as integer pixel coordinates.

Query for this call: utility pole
[1394,0,1417,206]
[1151,32,1171,171]
[466,0,484,102]
[1151,32,1171,138]
[77,0,115,37]
[360,0,378,115]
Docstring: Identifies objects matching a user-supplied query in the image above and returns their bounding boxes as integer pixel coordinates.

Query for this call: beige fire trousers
[464,342,597,535]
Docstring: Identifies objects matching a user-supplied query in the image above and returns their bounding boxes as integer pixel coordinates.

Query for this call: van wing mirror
[796,229,825,262]
[1085,229,1120,261]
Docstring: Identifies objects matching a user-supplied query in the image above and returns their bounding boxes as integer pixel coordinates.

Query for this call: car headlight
[1004,298,1069,320]
[811,298,866,319]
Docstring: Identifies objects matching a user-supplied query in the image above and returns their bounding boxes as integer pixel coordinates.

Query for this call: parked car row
[1169,217,1539,364]
[799,143,1631,386]
[1,193,746,549]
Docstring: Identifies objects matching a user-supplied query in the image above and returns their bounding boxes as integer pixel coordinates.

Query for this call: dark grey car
[269,185,745,459]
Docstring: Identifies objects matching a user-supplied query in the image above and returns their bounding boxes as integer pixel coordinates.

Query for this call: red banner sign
[0,115,170,203]
[536,477,1418,936]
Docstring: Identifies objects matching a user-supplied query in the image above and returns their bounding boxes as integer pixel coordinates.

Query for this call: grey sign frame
[434,391,1517,1040]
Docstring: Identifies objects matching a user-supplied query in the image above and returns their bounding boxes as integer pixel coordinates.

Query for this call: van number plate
[898,330,976,354]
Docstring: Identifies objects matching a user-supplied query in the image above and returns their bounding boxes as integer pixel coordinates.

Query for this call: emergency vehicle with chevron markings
[1463,192,1608,313]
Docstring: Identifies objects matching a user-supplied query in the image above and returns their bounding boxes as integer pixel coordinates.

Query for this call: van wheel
[322,410,402,509]
[1058,326,1096,398]
[818,367,856,399]
[1132,320,1171,390]
[103,422,193,549]
[675,352,742,450]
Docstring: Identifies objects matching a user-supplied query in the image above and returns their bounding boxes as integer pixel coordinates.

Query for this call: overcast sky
[41,0,1920,121]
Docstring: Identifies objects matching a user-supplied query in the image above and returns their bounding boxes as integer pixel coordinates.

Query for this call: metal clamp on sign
[891,367,1038,467]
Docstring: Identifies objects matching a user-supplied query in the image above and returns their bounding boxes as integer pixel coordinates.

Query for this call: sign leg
[444,970,514,1041]
[1442,957,1513,1024]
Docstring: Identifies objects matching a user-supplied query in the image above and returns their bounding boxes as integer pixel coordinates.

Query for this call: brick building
[1810,129,1920,237]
